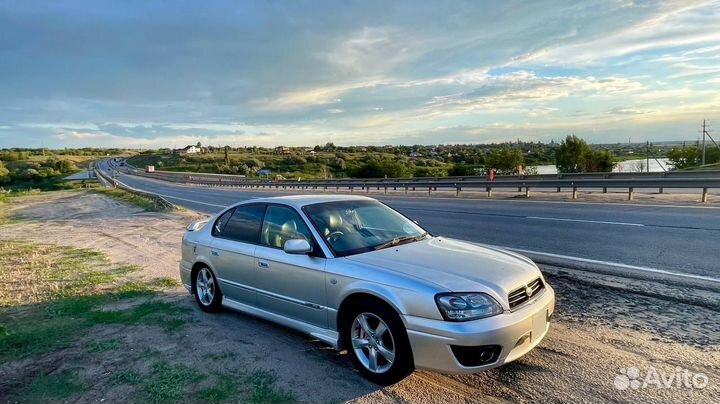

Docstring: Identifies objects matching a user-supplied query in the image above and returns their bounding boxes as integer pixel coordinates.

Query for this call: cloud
[515,1,719,66]
[0,0,719,148]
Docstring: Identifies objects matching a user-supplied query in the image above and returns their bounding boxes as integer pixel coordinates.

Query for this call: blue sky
[0,0,718,148]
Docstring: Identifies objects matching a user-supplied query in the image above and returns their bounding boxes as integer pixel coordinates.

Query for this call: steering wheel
[326,231,344,242]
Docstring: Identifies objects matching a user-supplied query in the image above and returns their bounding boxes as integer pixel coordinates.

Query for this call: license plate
[531,306,549,341]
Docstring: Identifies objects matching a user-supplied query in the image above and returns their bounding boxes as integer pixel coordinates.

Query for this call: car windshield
[303,200,428,257]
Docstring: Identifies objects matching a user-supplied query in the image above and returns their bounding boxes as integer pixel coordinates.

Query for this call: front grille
[508,277,544,309]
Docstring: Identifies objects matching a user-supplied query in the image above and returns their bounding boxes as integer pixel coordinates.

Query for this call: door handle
[211,250,220,256]
[258,260,269,269]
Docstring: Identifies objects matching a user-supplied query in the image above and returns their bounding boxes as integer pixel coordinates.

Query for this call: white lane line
[153,193,227,208]
[526,216,645,227]
[504,246,720,284]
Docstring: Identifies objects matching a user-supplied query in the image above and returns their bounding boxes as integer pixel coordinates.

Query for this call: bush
[485,148,524,175]
[54,160,77,173]
[413,166,448,177]
[448,163,473,176]
[352,159,409,178]
[0,161,9,184]
[332,158,346,170]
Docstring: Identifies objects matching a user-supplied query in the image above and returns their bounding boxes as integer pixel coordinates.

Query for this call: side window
[260,205,314,249]
[218,204,266,243]
[212,208,235,237]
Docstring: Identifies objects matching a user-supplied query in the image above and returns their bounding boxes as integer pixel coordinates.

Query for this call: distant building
[173,145,200,155]
[257,168,272,176]
[276,146,291,155]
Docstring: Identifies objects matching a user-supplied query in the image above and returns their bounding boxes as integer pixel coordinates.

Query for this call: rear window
[212,209,235,236]
[215,204,266,243]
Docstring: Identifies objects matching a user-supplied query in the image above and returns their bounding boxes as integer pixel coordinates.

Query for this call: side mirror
[283,239,312,255]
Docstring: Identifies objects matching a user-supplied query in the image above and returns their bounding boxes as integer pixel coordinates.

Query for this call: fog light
[450,345,502,367]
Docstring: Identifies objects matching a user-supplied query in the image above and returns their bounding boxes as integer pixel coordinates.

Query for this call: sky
[0,0,719,148]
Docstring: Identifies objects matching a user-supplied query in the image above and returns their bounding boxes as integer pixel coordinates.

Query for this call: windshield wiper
[373,232,428,251]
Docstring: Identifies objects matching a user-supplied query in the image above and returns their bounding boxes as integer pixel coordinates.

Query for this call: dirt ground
[1,191,718,403]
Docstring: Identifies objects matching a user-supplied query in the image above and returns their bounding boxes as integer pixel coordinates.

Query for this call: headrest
[281,220,297,234]
[324,212,343,230]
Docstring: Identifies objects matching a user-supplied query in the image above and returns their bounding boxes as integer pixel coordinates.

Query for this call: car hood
[344,237,541,303]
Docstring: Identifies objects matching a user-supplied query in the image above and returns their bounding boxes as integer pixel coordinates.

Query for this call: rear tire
[193,266,222,312]
[343,300,414,385]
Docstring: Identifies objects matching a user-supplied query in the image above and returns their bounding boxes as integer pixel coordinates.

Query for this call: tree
[0,160,10,184]
[555,135,591,173]
[332,157,346,170]
[585,150,615,172]
[667,146,699,169]
[485,148,524,175]
[53,159,77,173]
[223,146,230,166]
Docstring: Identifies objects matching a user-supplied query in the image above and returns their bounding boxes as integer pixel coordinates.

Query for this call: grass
[245,370,296,404]
[92,186,167,211]
[111,369,143,385]
[143,362,206,404]
[16,369,84,404]
[85,338,122,353]
[108,366,296,404]
[0,239,298,402]
[0,241,189,363]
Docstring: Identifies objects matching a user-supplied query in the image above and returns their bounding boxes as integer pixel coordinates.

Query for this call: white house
[174,145,200,155]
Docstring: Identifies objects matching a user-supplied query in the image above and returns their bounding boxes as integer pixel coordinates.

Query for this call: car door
[209,203,266,305]
[254,204,328,328]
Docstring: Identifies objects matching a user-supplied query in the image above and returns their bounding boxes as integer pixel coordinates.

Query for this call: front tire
[194,266,222,312]
[343,300,414,385]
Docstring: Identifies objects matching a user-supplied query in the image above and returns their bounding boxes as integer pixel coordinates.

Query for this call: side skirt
[221,297,340,349]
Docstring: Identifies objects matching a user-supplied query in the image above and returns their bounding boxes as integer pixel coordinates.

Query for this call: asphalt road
[98,160,720,278]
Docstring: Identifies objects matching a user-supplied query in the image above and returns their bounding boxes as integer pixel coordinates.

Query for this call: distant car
[180,195,554,384]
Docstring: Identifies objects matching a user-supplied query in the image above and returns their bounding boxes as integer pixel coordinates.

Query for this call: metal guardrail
[95,166,176,210]
[122,160,720,184]
[118,160,719,202]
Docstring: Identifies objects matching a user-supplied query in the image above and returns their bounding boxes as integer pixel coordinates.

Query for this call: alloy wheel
[351,312,396,374]
[196,267,215,306]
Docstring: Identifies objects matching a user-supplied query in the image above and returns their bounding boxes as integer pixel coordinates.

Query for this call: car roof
[237,194,376,209]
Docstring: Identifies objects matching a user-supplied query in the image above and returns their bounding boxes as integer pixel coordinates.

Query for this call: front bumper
[403,285,555,374]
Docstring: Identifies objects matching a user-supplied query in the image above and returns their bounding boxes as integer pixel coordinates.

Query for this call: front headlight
[435,293,503,321]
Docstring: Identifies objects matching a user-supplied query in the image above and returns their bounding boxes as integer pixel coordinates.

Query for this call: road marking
[526,216,645,227]
[152,193,227,208]
[504,246,720,284]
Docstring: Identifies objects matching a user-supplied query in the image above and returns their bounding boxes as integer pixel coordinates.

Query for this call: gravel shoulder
[1,191,717,403]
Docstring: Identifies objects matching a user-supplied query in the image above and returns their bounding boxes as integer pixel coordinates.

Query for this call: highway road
[98,160,720,278]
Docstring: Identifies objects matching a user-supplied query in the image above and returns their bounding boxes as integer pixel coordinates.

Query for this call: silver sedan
[180,195,554,385]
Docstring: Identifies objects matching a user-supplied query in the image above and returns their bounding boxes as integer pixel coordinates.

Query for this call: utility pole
[646,140,650,173]
[702,120,706,166]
